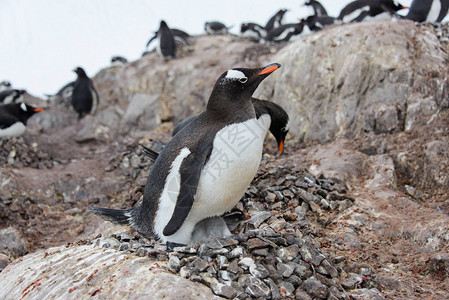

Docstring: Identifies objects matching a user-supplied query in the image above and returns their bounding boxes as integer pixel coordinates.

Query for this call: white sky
[0,0,415,97]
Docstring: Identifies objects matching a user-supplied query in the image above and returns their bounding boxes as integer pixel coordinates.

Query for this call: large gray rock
[0,245,223,300]
[256,20,449,144]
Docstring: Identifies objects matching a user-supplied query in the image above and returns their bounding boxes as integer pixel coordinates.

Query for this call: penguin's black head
[207,63,281,116]
[73,67,88,78]
[271,111,289,154]
[241,23,248,33]
[160,20,169,29]
[385,0,407,11]
[16,102,44,124]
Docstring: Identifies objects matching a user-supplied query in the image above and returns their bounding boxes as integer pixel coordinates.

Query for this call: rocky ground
[1,20,448,299]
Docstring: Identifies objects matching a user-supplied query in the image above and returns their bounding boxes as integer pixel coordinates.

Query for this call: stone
[249,263,269,279]
[167,255,181,273]
[227,259,242,274]
[277,244,300,261]
[218,270,237,281]
[0,253,11,271]
[303,277,328,299]
[277,262,295,277]
[428,254,449,276]
[246,238,270,250]
[246,211,272,228]
[0,227,28,259]
[244,278,271,298]
[295,288,313,300]
[295,261,313,279]
[238,257,255,270]
[279,281,295,297]
[210,282,237,299]
[207,237,239,249]
[228,246,245,259]
[179,266,197,278]
[190,257,209,272]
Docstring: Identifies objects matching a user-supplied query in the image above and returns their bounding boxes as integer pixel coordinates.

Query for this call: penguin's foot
[166,241,187,251]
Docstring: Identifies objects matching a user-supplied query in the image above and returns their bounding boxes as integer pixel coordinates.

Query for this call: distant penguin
[338,0,407,23]
[0,102,44,137]
[0,81,12,91]
[304,15,340,32]
[0,89,26,104]
[146,28,190,48]
[264,22,304,43]
[91,63,281,245]
[111,56,128,65]
[304,0,329,16]
[71,67,99,119]
[204,21,231,34]
[406,0,449,22]
[241,23,268,42]
[265,9,288,32]
[153,21,177,59]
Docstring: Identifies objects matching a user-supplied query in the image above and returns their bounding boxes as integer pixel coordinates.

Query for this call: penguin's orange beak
[279,140,284,154]
[34,107,44,112]
[401,6,408,10]
[258,63,281,75]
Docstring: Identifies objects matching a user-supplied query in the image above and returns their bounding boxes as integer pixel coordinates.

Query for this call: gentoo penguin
[71,67,99,119]
[111,56,128,65]
[406,0,449,22]
[91,63,281,245]
[304,0,329,17]
[0,89,26,104]
[241,23,268,42]
[338,0,407,23]
[0,102,44,137]
[264,22,304,43]
[265,9,288,33]
[150,21,177,59]
[304,15,341,32]
[146,28,190,48]
[45,81,75,108]
[0,81,12,91]
[204,21,232,35]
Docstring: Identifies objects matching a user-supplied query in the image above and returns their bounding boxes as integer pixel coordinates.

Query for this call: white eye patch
[20,103,27,111]
[225,70,247,80]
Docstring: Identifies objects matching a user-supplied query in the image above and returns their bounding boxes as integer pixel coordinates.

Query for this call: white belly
[0,122,26,137]
[162,118,267,244]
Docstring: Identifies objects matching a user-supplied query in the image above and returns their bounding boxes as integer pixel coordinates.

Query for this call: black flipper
[140,144,160,162]
[162,144,213,236]
[89,206,134,225]
[146,34,157,48]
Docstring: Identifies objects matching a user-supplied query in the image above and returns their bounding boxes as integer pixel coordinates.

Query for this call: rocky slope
[0,20,448,299]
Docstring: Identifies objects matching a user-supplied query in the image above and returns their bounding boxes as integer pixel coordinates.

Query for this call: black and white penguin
[146,28,190,48]
[241,23,268,42]
[71,67,99,119]
[406,0,449,22]
[0,81,12,91]
[304,0,329,17]
[149,21,177,59]
[91,63,281,245]
[0,102,44,137]
[0,89,26,104]
[338,0,407,23]
[264,22,305,43]
[204,21,232,35]
[111,56,128,66]
[265,9,288,33]
[304,15,341,32]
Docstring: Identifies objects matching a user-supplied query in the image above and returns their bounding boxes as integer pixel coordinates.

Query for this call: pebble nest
[91,154,385,299]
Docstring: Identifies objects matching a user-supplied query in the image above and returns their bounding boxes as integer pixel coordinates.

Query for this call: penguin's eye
[239,77,248,83]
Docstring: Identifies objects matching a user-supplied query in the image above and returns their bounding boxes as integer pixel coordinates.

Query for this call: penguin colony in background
[91,63,281,245]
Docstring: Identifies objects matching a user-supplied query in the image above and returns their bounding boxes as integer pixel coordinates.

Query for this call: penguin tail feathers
[89,206,134,225]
